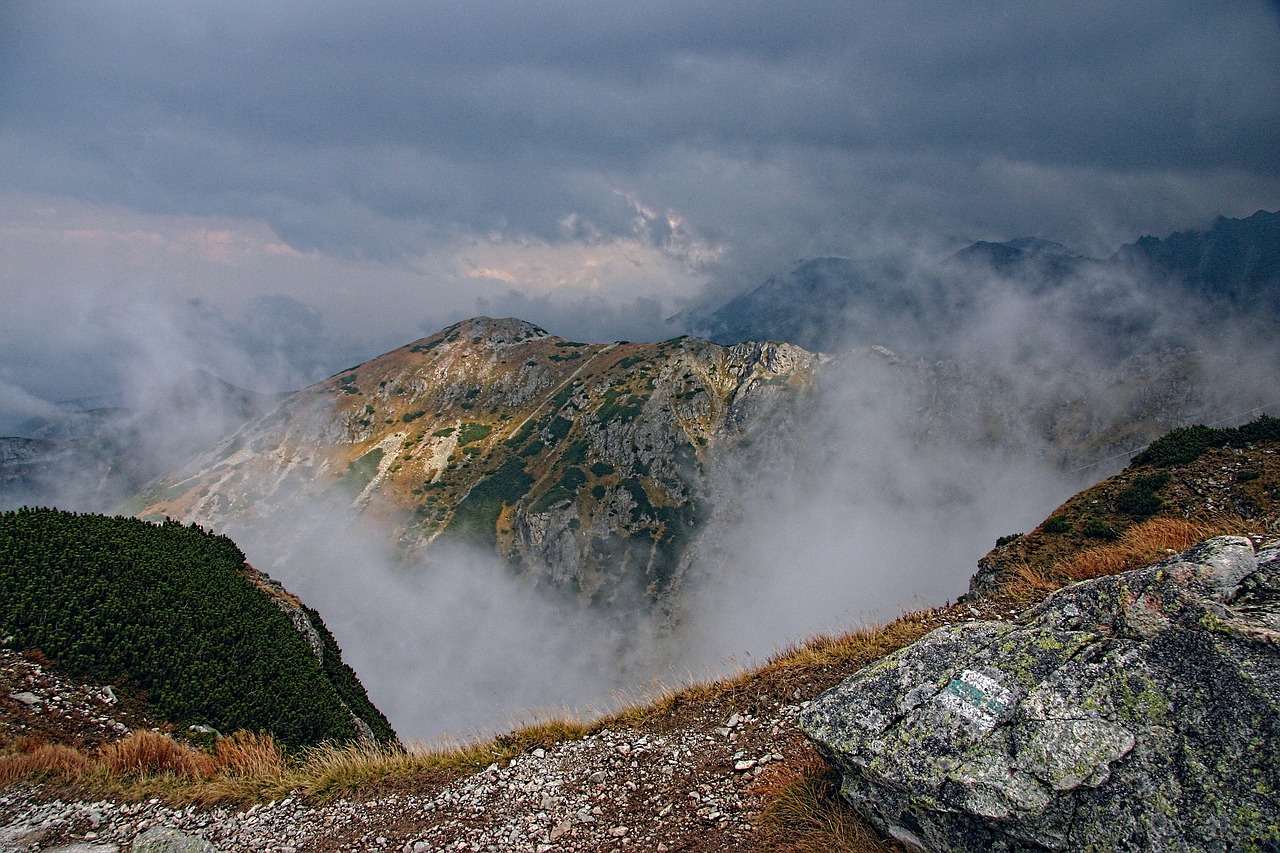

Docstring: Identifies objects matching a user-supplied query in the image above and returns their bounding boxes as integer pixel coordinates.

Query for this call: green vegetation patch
[0,508,393,748]
[505,418,539,449]
[545,416,574,444]
[549,383,580,413]
[457,422,493,446]
[1116,472,1171,519]
[1042,516,1071,534]
[561,438,590,466]
[518,439,546,458]
[1083,518,1121,540]
[531,466,588,513]
[447,458,535,548]
[338,447,384,495]
[621,479,655,524]
[597,389,649,424]
[410,338,443,353]
[1130,414,1280,468]
[338,373,360,395]
[402,410,427,423]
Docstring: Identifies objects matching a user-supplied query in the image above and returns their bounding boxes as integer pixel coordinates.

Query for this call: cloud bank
[3,2,1279,405]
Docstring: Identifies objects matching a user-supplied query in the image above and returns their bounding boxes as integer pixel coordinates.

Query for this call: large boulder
[799,536,1280,852]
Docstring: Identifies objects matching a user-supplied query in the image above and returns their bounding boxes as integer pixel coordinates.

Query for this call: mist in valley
[8,234,1278,741]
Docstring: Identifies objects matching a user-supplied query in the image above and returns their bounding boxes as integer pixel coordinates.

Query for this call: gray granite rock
[130,827,217,853]
[800,536,1280,852]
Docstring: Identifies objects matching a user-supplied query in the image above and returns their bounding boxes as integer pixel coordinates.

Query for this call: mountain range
[4,210,1277,622]
[682,208,1280,356]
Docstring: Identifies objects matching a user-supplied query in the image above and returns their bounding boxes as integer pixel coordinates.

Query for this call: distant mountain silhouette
[680,210,1280,355]
[1114,209,1280,314]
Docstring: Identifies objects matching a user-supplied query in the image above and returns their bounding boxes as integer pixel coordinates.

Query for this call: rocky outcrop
[799,536,1280,852]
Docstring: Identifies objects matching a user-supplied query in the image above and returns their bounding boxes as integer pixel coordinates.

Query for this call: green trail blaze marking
[936,669,1013,732]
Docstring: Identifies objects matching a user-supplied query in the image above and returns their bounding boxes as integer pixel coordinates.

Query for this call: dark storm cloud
[2,1,1277,262]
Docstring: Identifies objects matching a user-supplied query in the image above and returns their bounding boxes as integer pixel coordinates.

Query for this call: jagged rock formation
[799,535,1280,852]
[137,317,822,606]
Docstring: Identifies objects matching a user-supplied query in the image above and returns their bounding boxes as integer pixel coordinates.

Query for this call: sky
[2,0,1279,405]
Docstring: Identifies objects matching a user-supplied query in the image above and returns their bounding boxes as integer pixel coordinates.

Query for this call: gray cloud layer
[3,1,1278,266]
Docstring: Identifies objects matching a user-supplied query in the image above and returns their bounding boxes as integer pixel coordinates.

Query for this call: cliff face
[137,317,822,606]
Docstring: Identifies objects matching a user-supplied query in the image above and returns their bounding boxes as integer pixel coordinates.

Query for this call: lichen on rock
[799,536,1280,852]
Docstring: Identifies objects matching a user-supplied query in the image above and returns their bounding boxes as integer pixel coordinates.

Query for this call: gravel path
[2,652,817,852]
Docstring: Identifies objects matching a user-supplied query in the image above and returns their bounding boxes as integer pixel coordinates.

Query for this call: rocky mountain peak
[136,320,822,609]
[421,316,553,350]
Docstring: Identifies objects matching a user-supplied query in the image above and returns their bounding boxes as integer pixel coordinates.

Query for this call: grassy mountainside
[136,317,821,605]
[970,414,1280,596]
[0,508,395,749]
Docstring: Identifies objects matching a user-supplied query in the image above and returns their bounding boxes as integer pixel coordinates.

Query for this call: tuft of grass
[0,739,90,785]
[213,731,289,778]
[97,730,218,779]
[1001,561,1062,607]
[755,747,905,853]
[998,516,1266,600]
[1058,516,1262,582]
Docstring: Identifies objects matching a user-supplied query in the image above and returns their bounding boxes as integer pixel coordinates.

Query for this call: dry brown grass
[0,739,90,784]
[756,616,937,689]
[1059,516,1261,581]
[755,747,905,853]
[998,516,1267,604]
[213,731,289,777]
[97,730,219,779]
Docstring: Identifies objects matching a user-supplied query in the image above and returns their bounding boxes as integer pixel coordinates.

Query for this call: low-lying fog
[5,250,1277,741]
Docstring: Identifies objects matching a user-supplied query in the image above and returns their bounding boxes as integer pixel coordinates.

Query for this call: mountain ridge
[681,209,1280,355]
[3,424,1276,851]
[136,317,823,607]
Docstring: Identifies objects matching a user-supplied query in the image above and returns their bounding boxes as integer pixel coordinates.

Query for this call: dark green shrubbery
[1083,518,1121,540]
[456,422,493,446]
[1115,473,1171,519]
[1129,414,1280,468]
[447,458,534,546]
[0,508,395,749]
[531,466,588,512]
[1042,516,1071,535]
[597,388,649,424]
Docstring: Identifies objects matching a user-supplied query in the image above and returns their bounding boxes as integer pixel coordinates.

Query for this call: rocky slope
[136,317,822,608]
[803,534,1280,851]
